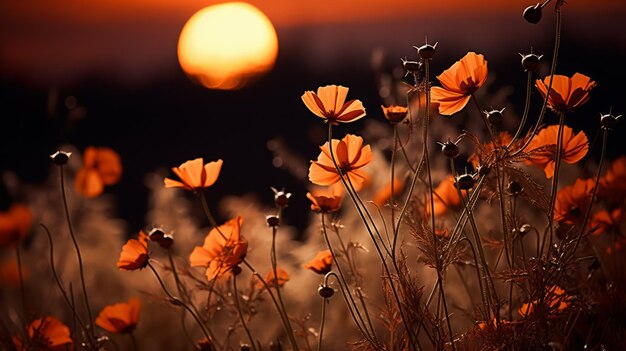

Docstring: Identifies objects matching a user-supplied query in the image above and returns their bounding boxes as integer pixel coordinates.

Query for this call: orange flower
[189,216,248,280]
[303,250,333,275]
[13,316,73,351]
[373,177,404,207]
[0,204,33,247]
[554,178,594,224]
[164,158,223,191]
[431,52,488,115]
[301,85,366,124]
[307,184,343,213]
[117,231,149,271]
[519,286,569,317]
[525,125,588,178]
[309,134,372,190]
[381,105,408,124]
[428,176,462,216]
[590,208,622,236]
[75,146,122,198]
[535,73,596,112]
[96,297,141,334]
[468,131,513,168]
[260,267,290,289]
[598,156,626,202]
[1,259,29,287]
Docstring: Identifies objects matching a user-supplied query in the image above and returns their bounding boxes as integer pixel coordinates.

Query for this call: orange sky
[2,0,624,85]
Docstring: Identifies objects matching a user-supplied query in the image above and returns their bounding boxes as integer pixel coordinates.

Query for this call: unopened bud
[600,112,621,130]
[440,139,460,158]
[415,42,437,60]
[519,53,542,72]
[318,286,335,298]
[266,215,280,227]
[523,3,542,24]
[507,181,524,195]
[456,173,475,190]
[484,108,505,127]
[50,151,71,165]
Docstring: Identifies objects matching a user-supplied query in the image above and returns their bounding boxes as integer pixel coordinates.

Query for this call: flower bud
[506,181,524,195]
[484,108,505,127]
[440,139,460,158]
[271,187,292,208]
[477,165,491,177]
[523,3,542,24]
[240,345,251,351]
[232,265,242,276]
[415,42,437,60]
[318,285,334,298]
[600,113,621,130]
[519,53,542,72]
[401,58,422,74]
[519,224,532,235]
[382,105,408,124]
[50,151,71,165]
[148,228,165,242]
[266,215,280,227]
[456,173,475,190]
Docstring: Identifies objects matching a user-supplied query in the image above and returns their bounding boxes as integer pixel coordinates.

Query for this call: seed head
[506,181,524,195]
[439,139,460,158]
[414,42,438,60]
[484,108,505,127]
[50,151,71,165]
[401,58,422,74]
[456,173,475,190]
[519,52,543,72]
[318,285,335,298]
[271,187,292,208]
[266,215,280,227]
[600,112,621,130]
[523,3,542,24]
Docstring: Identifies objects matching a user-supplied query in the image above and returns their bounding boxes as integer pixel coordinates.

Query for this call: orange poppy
[96,297,141,334]
[381,105,408,124]
[372,177,404,207]
[431,52,488,115]
[0,204,33,247]
[189,216,248,281]
[590,208,622,236]
[309,134,372,190]
[13,316,73,351]
[468,131,513,168]
[164,158,223,191]
[427,176,462,216]
[519,286,569,317]
[554,178,594,224]
[0,259,29,287]
[301,85,366,124]
[535,73,596,112]
[260,267,290,289]
[117,231,149,271]
[307,184,343,213]
[598,156,626,202]
[525,125,588,178]
[304,250,333,275]
[75,146,122,198]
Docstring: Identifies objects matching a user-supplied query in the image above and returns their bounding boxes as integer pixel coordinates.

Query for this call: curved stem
[508,71,533,148]
[233,275,257,351]
[59,165,95,337]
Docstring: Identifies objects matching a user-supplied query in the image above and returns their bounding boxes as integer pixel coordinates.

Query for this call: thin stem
[317,298,327,351]
[233,275,257,351]
[270,227,298,351]
[543,112,566,255]
[130,332,140,351]
[15,242,27,320]
[508,71,533,147]
[147,262,212,343]
[59,165,95,337]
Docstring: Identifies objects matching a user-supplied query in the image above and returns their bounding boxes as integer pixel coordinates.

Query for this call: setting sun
[177,2,279,90]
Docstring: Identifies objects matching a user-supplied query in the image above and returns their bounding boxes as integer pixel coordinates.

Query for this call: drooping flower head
[554,178,594,224]
[189,216,248,281]
[164,158,223,192]
[96,297,141,334]
[117,231,149,271]
[525,125,589,178]
[431,52,488,115]
[0,204,33,248]
[301,85,366,124]
[13,316,73,351]
[309,134,372,191]
[306,183,343,213]
[75,146,122,198]
[303,250,333,275]
[535,73,596,112]
[260,267,290,289]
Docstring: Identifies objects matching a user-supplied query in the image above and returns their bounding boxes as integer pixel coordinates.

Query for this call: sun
[177,2,279,90]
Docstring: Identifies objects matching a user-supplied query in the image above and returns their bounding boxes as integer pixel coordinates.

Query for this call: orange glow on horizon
[177,2,279,90]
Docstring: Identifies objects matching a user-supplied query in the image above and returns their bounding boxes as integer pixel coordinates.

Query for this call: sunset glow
[177,2,279,90]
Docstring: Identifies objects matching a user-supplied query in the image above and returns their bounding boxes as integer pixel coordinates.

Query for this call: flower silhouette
[535,73,596,112]
[301,85,366,124]
[431,52,488,115]
[309,134,372,190]
[13,316,73,351]
[117,231,149,271]
[75,146,122,198]
[96,297,141,334]
[303,250,333,275]
[525,125,588,179]
[164,158,223,191]
[189,216,248,281]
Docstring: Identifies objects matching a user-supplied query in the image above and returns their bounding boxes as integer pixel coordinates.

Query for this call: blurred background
[2,0,625,233]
